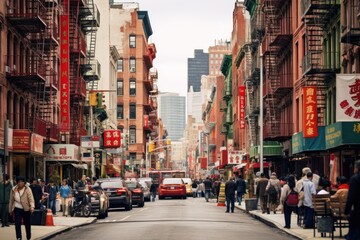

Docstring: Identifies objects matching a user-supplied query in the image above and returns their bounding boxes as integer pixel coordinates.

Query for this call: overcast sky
[136,0,236,97]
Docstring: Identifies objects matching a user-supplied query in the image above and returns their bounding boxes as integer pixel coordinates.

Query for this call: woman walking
[280,175,296,229]
[59,179,72,217]
[266,172,281,214]
[9,176,35,240]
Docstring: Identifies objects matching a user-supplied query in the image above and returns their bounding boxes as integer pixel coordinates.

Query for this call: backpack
[286,190,299,207]
[267,185,277,196]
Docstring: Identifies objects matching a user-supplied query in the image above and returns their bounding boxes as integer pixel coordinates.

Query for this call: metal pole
[90,106,95,178]
[206,133,209,177]
[259,46,264,174]
[3,120,9,207]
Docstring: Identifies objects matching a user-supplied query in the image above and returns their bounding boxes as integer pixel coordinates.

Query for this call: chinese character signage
[103,130,121,148]
[44,144,80,161]
[60,12,70,132]
[228,150,246,165]
[239,86,246,129]
[12,130,31,152]
[303,87,318,138]
[336,74,360,121]
[144,115,149,128]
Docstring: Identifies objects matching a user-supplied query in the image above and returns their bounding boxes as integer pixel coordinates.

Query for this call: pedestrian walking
[225,177,236,213]
[214,179,221,202]
[150,182,157,202]
[9,176,35,240]
[59,179,72,217]
[256,173,269,213]
[29,178,42,210]
[0,174,12,227]
[344,160,360,240]
[204,177,212,202]
[266,172,281,214]
[191,180,198,198]
[46,180,58,216]
[280,175,296,229]
[235,175,246,205]
[302,172,316,229]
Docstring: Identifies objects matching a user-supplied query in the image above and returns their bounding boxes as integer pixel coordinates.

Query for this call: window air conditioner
[130,67,135,72]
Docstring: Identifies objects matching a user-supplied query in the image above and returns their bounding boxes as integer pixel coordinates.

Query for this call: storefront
[325,122,360,180]
[249,141,282,177]
[291,126,327,178]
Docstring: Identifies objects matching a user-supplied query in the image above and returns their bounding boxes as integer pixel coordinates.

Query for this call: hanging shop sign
[44,144,79,161]
[144,115,149,128]
[31,133,44,155]
[336,74,360,121]
[239,86,246,129]
[303,86,318,138]
[12,130,30,152]
[103,130,121,148]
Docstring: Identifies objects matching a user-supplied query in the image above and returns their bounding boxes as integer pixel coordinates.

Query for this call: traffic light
[96,92,105,108]
[166,139,171,145]
[89,92,97,106]
[148,142,155,153]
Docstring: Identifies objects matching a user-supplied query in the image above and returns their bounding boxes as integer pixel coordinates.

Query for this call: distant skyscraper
[187,86,203,123]
[158,93,186,141]
[187,49,209,92]
[208,40,231,76]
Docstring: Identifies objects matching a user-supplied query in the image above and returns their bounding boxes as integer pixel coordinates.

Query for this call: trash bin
[31,209,47,225]
[245,198,257,212]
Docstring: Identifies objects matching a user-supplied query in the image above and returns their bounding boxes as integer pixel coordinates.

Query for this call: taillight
[116,188,126,195]
[133,189,142,193]
[90,191,97,195]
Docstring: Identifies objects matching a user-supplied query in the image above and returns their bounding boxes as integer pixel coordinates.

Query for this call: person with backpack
[280,175,297,229]
[266,172,281,214]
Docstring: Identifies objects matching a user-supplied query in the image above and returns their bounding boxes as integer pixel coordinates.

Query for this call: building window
[129,128,136,144]
[129,58,136,72]
[129,35,136,48]
[117,105,123,119]
[129,103,136,119]
[129,152,136,160]
[117,58,123,72]
[129,79,136,96]
[117,79,123,96]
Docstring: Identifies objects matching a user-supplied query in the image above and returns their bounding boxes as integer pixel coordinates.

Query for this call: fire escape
[263,0,293,140]
[5,0,55,139]
[298,0,340,126]
[341,1,360,46]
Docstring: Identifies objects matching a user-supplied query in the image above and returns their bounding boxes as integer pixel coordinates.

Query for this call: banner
[336,74,360,121]
[60,14,70,132]
[239,86,246,129]
[103,130,121,148]
[303,87,318,138]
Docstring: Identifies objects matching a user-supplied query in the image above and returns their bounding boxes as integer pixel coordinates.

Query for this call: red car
[158,178,187,199]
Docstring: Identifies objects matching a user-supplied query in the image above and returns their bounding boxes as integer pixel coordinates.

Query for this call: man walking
[0,174,12,227]
[225,177,236,213]
[256,173,269,213]
[303,172,316,228]
[150,182,157,202]
[204,177,212,202]
[236,175,246,205]
[29,178,43,209]
[46,180,58,216]
[345,160,360,240]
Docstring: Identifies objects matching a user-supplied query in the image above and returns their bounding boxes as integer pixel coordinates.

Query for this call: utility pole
[90,106,95,178]
[259,46,264,174]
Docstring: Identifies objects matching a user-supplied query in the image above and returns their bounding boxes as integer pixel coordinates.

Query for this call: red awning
[250,162,270,169]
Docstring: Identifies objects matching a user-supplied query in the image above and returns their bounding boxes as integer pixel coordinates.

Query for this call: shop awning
[250,162,270,169]
[250,141,283,159]
[325,122,360,149]
[71,164,88,170]
[292,126,325,154]
[233,163,247,172]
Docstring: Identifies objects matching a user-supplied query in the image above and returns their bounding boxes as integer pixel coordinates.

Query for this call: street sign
[81,136,100,148]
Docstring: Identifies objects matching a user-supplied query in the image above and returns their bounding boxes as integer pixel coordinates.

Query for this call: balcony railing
[27,116,47,137]
[70,77,86,98]
[46,122,59,142]
[264,122,293,140]
[302,52,340,75]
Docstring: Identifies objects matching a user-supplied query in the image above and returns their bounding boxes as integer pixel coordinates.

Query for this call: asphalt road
[50,197,296,240]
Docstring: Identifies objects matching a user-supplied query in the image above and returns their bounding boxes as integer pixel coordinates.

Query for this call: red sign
[239,86,246,129]
[199,157,207,170]
[221,149,228,166]
[103,130,121,148]
[303,87,318,138]
[12,130,31,152]
[60,14,70,132]
[144,115,149,127]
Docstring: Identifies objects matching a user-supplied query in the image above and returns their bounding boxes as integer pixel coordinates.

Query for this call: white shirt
[303,179,316,208]
[14,188,25,209]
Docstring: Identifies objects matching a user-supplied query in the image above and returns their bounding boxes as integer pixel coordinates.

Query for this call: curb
[235,206,303,240]
[35,218,97,240]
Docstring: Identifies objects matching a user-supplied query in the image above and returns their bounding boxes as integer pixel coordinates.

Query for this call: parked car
[182,178,193,196]
[96,178,132,211]
[158,178,187,200]
[139,181,151,202]
[125,180,145,207]
[88,184,109,219]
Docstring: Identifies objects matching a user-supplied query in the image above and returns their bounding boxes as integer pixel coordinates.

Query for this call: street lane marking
[119,215,131,221]
[138,208,148,212]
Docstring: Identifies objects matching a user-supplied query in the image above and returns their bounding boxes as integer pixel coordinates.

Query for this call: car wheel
[82,203,92,217]
[138,202,144,207]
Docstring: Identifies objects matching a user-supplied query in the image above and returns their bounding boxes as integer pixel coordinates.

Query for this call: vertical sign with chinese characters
[303,87,318,138]
[60,3,70,132]
[103,130,122,148]
[239,86,246,129]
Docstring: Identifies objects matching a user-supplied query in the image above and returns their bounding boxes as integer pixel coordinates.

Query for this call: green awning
[250,141,282,159]
[325,122,360,149]
[292,126,325,154]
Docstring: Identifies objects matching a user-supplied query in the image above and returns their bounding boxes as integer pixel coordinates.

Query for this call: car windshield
[126,181,138,189]
[100,181,123,189]
[163,178,183,184]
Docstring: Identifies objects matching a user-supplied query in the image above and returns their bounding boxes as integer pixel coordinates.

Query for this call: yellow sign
[217,182,226,207]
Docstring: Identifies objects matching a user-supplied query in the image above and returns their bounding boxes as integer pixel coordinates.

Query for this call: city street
[50,197,296,240]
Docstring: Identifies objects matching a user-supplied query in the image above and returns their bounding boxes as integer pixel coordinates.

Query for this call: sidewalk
[235,202,348,240]
[0,216,96,240]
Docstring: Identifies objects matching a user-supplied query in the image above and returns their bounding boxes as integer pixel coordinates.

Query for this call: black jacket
[204,179,212,190]
[30,184,43,206]
[225,180,236,197]
[236,178,246,194]
[345,173,360,227]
